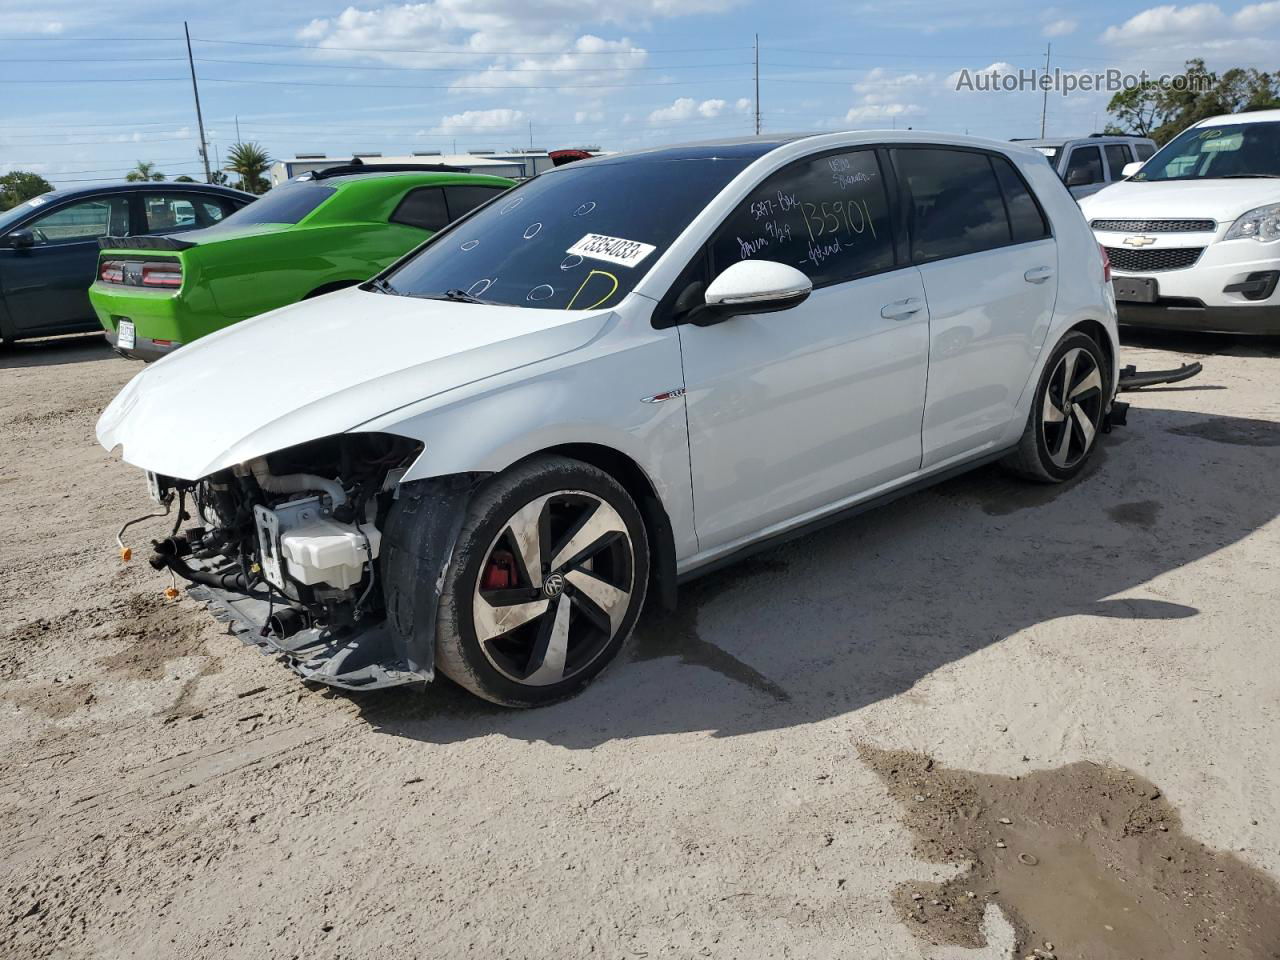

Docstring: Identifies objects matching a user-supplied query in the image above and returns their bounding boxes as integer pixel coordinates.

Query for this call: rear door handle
[880,297,923,321]
[1024,266,1055,284]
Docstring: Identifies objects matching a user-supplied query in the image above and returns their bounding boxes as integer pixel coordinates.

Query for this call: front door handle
[1024,266,1055,284]
[880,297,923,321]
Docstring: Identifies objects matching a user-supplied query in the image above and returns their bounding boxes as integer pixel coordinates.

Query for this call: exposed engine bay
[140,433,433,689]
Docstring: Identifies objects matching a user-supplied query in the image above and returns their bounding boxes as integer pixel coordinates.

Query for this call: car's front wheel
[1003,329,1110,483]
[434,455,649,707]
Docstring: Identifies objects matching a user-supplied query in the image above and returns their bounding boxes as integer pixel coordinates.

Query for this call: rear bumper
[1117,301,1280,336]
[105,329,181,362]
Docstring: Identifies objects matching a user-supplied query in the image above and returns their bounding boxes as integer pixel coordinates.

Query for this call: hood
[1080,178,1280,225]
[97,287,613,480]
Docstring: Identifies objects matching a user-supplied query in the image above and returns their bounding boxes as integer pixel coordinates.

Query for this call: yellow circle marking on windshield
[566,269,619,310]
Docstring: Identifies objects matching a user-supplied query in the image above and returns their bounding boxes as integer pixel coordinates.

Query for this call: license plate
[117,319,135,350]
[1113,277,1157,303]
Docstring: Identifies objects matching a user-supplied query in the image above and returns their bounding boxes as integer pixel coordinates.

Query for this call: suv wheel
[435,455,649,707]
[1003,330,1110,483]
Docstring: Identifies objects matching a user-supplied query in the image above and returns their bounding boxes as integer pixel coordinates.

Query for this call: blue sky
[2,0,1277,187]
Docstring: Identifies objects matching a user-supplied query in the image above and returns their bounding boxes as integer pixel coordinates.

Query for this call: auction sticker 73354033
[567,233,657,269]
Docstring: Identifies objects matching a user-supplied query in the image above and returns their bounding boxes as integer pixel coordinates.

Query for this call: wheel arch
[521,442,678,612]
[1067,317,1117,393]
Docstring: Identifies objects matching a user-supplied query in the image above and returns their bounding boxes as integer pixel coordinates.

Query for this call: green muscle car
[91,163,513,360]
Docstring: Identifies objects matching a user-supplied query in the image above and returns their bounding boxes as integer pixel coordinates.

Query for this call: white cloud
[735,98,753,113]
[648,97,733,124]
[1042,17,1078,36]
[844,103,924,123]
[1101,2,1280,44]
[432,108,525,135]
[574,109,605,123]
[449,35,648,92]
[944,61,1017,89]
[854,67,934,105]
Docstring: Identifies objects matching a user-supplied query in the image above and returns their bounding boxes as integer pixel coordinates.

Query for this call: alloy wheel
[471,491,634,687]
[1041,346,1104,470]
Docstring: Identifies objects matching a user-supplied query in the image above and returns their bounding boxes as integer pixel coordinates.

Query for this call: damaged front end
[139,434,456,690]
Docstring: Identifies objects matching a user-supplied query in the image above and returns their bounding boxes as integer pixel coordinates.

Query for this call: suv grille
[1091,218,1215,232]
[1104,246,1204,273]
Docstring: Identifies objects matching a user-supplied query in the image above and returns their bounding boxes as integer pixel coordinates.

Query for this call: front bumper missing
[188,580,429,691]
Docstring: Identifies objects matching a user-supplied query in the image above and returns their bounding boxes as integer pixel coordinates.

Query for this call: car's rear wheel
[1003,330,1110,483]
[435,455,649,707]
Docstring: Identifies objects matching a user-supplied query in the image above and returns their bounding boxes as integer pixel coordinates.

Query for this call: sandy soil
[1,330,1278,960]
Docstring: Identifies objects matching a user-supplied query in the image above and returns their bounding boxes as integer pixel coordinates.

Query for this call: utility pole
[529,120,533,151]
[1039,42,1051,138]
[184,22,212,183]
[235,115,241,145]
[753,33,761,135]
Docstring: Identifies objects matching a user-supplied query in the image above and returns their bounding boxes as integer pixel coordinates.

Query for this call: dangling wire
[115,498,171,562]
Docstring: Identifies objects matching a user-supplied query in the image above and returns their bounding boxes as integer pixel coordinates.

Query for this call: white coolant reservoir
[279,518,381,590]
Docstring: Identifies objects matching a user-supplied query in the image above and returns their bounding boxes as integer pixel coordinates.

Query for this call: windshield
[384,156,752,310]
[203,183,333,229]
[1133,121,1280,181]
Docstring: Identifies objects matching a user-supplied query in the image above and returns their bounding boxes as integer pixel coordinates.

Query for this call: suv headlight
[1224,203,1280,242]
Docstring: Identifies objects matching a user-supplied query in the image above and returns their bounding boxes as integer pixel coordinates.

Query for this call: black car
[0,181,254,345]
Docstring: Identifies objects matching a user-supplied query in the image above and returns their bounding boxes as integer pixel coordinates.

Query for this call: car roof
[1193,108,1280,127]
[1014,136,1149,148]
[26,181,255,206]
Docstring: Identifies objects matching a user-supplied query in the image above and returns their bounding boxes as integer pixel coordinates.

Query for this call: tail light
[1099,243,1111,283]
[98,259,183,288]
[141,263,183,288]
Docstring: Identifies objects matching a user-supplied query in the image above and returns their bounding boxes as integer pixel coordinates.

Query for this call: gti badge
[1122,235,1158,247]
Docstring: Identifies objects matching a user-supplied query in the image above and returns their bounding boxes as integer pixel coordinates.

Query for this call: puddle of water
[861,746,1280,959]
[1168,418,1280,448]
[631,557,791,702]
[1106,499,1161,529]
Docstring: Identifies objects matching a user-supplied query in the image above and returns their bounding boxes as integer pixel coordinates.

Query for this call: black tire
[1002,329,1111,483]
[435,455,649,707]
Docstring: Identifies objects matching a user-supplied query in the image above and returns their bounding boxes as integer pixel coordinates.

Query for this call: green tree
[224,142,273,194]
[173,175,197,182]
[0,170,53,210]
[125,161,166,182]
[1106,59,1280,144]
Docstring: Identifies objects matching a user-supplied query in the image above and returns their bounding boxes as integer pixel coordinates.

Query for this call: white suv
[1081,110,1280,335]
[98,132,1119,706]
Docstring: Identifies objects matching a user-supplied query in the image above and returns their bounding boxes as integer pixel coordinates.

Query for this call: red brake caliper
[482,550,517,590]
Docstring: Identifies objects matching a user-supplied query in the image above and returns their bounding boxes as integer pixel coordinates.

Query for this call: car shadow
[1120,326,1280,359]
[0,333,118,370]
[349,405,1277,748]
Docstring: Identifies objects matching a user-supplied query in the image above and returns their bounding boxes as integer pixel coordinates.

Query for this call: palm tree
[125,161,166,182]
[224,142,273,194]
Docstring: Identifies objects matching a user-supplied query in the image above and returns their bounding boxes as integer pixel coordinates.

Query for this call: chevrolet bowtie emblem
[1122,235,1158,247]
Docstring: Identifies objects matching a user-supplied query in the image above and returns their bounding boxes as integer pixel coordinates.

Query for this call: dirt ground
[1,329,1278,960]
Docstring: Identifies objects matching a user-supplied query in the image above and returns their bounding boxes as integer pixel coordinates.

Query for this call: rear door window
[1064,146,1103,185]
[1104,144,1133,180]
[709,148,895,287]
[892,148,1011,262]
[443,185,506,222]
[991,157,1050,244]
[391,187,449,231]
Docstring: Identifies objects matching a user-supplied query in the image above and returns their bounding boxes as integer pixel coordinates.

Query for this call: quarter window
[893,148,1010,262]
[709,149,894,287]
[991,157,1050,244]
[27,196,130,244]
[1064,146,1103,185]
[1104,144,1132,179]
[391,187,450,231]
[1134,142,1156,161]
[142,195,200,233]
[444,185,506,221]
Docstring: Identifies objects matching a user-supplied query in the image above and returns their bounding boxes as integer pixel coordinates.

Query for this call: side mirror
[690,260,812,326]
[1065,168,1092,187]
[5,229,34,249]
[1122,161,1145,178]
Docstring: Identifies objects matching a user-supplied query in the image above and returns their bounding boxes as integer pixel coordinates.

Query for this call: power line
[190,36,750,55]
[199,75,752,91]
[193,57,752,73]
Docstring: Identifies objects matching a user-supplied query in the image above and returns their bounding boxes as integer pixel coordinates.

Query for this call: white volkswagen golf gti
[98,132,1120,706]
